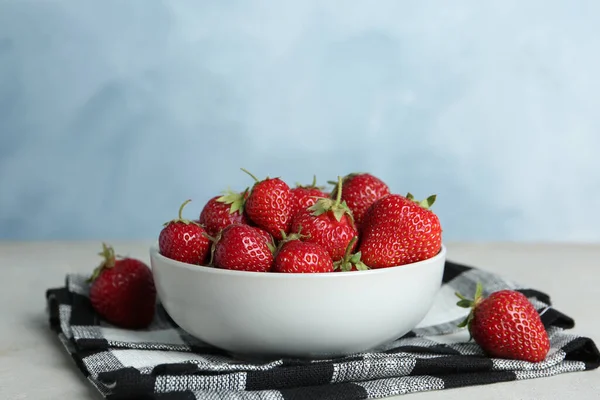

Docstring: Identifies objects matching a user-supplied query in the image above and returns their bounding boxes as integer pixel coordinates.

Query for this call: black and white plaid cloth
[45,260,599,400]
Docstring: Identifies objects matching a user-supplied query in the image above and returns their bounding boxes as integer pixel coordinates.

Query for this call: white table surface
[1,241,599,400]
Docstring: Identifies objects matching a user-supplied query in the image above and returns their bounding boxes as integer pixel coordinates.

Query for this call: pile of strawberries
[84,169,551,364]
[158,169,443,273]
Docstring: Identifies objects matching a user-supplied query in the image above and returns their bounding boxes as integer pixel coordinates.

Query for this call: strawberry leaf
[88,243,117,282]
[419,195,436,208]
[308,198,333,216]
[332,207,346,222]
[455,292,470,301]
[474,282,483,301]
[456,299,472,308]
[309,178,354,224]
[457,317,469,329]
[334,237,369,272]
[406,192,437,209]
[353,260,369,271]
[455,282,485,341]
[217,189,246,215]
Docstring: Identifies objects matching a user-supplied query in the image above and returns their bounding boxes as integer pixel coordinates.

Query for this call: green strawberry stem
[334,176,343,205]
[240,168,261,183]
[309,176,354,223]
[455,282,484,337]
[88,243,117,282]
[341,236,357,263]
[327,175,345,202]
[328,172,364,198]
[296,175,315,188]
[275,228,305,253]
[178,199,191,219]
[334,236,369,271]
[406,192,437,209]
[163,199,198,227]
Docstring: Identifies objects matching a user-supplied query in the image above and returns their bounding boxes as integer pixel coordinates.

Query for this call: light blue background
[1,1,599,242]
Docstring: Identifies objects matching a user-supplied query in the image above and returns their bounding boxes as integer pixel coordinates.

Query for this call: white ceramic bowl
[149,244,446,359]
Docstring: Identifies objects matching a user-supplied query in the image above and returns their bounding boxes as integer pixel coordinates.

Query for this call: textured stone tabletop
[1,241,599,399]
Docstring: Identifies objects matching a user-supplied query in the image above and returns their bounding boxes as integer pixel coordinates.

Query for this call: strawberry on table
[329,173,390,226]
[456,283,550,363]
[358,193,442,268]
[289,175,328,218]
[334,237,369,272]
[274,237,333,273]
[199,189,248,237]
[159,199,211,265]
[290,176,358,261]
[241,168,293,241]
[89,243,156,329]
[212,224,274,272]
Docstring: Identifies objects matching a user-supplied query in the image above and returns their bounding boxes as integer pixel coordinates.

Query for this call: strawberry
[212,224,274,272]
[334,237,369,272]
[358,193,442,268]
[289,175,328,218]
[329,173,390,226]
[250,226,275,247]
[89,243,156,329]
[290,176,358,261]
[274,239,333,273]
[159,199,211,265]
[241,168,293,240]
[456,283,550,362]
[199,189,248,237]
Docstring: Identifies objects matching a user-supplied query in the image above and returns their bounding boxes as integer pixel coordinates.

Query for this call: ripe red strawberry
[250,226,275,247]
[456,283,550,362]
[358,193,442,268]
[89,243,156,329]
[290,176,357,261]
[159,199,211,265]
[334,237,369,272]
[199,189,248,237]
[212,224,274,272]
[329,173,390,226]
[274,239,333,273]
[241,168,292,240]
[290,175,328,218]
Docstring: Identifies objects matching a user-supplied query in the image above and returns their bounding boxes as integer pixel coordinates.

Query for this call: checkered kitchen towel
[45,260,599,400]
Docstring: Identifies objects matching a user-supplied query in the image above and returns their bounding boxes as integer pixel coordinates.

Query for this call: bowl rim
[150,243,446,279]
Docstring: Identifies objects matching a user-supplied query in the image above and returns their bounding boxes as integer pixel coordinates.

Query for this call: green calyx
[455,282,484,338]
[88,242,118,283]
[163,199,200,227]
[275,228,306,254]
[406,192,437,209]
[334,237,369,272]
[295,175,325,190]
[309,176,354,223]
[216,188,247,215]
